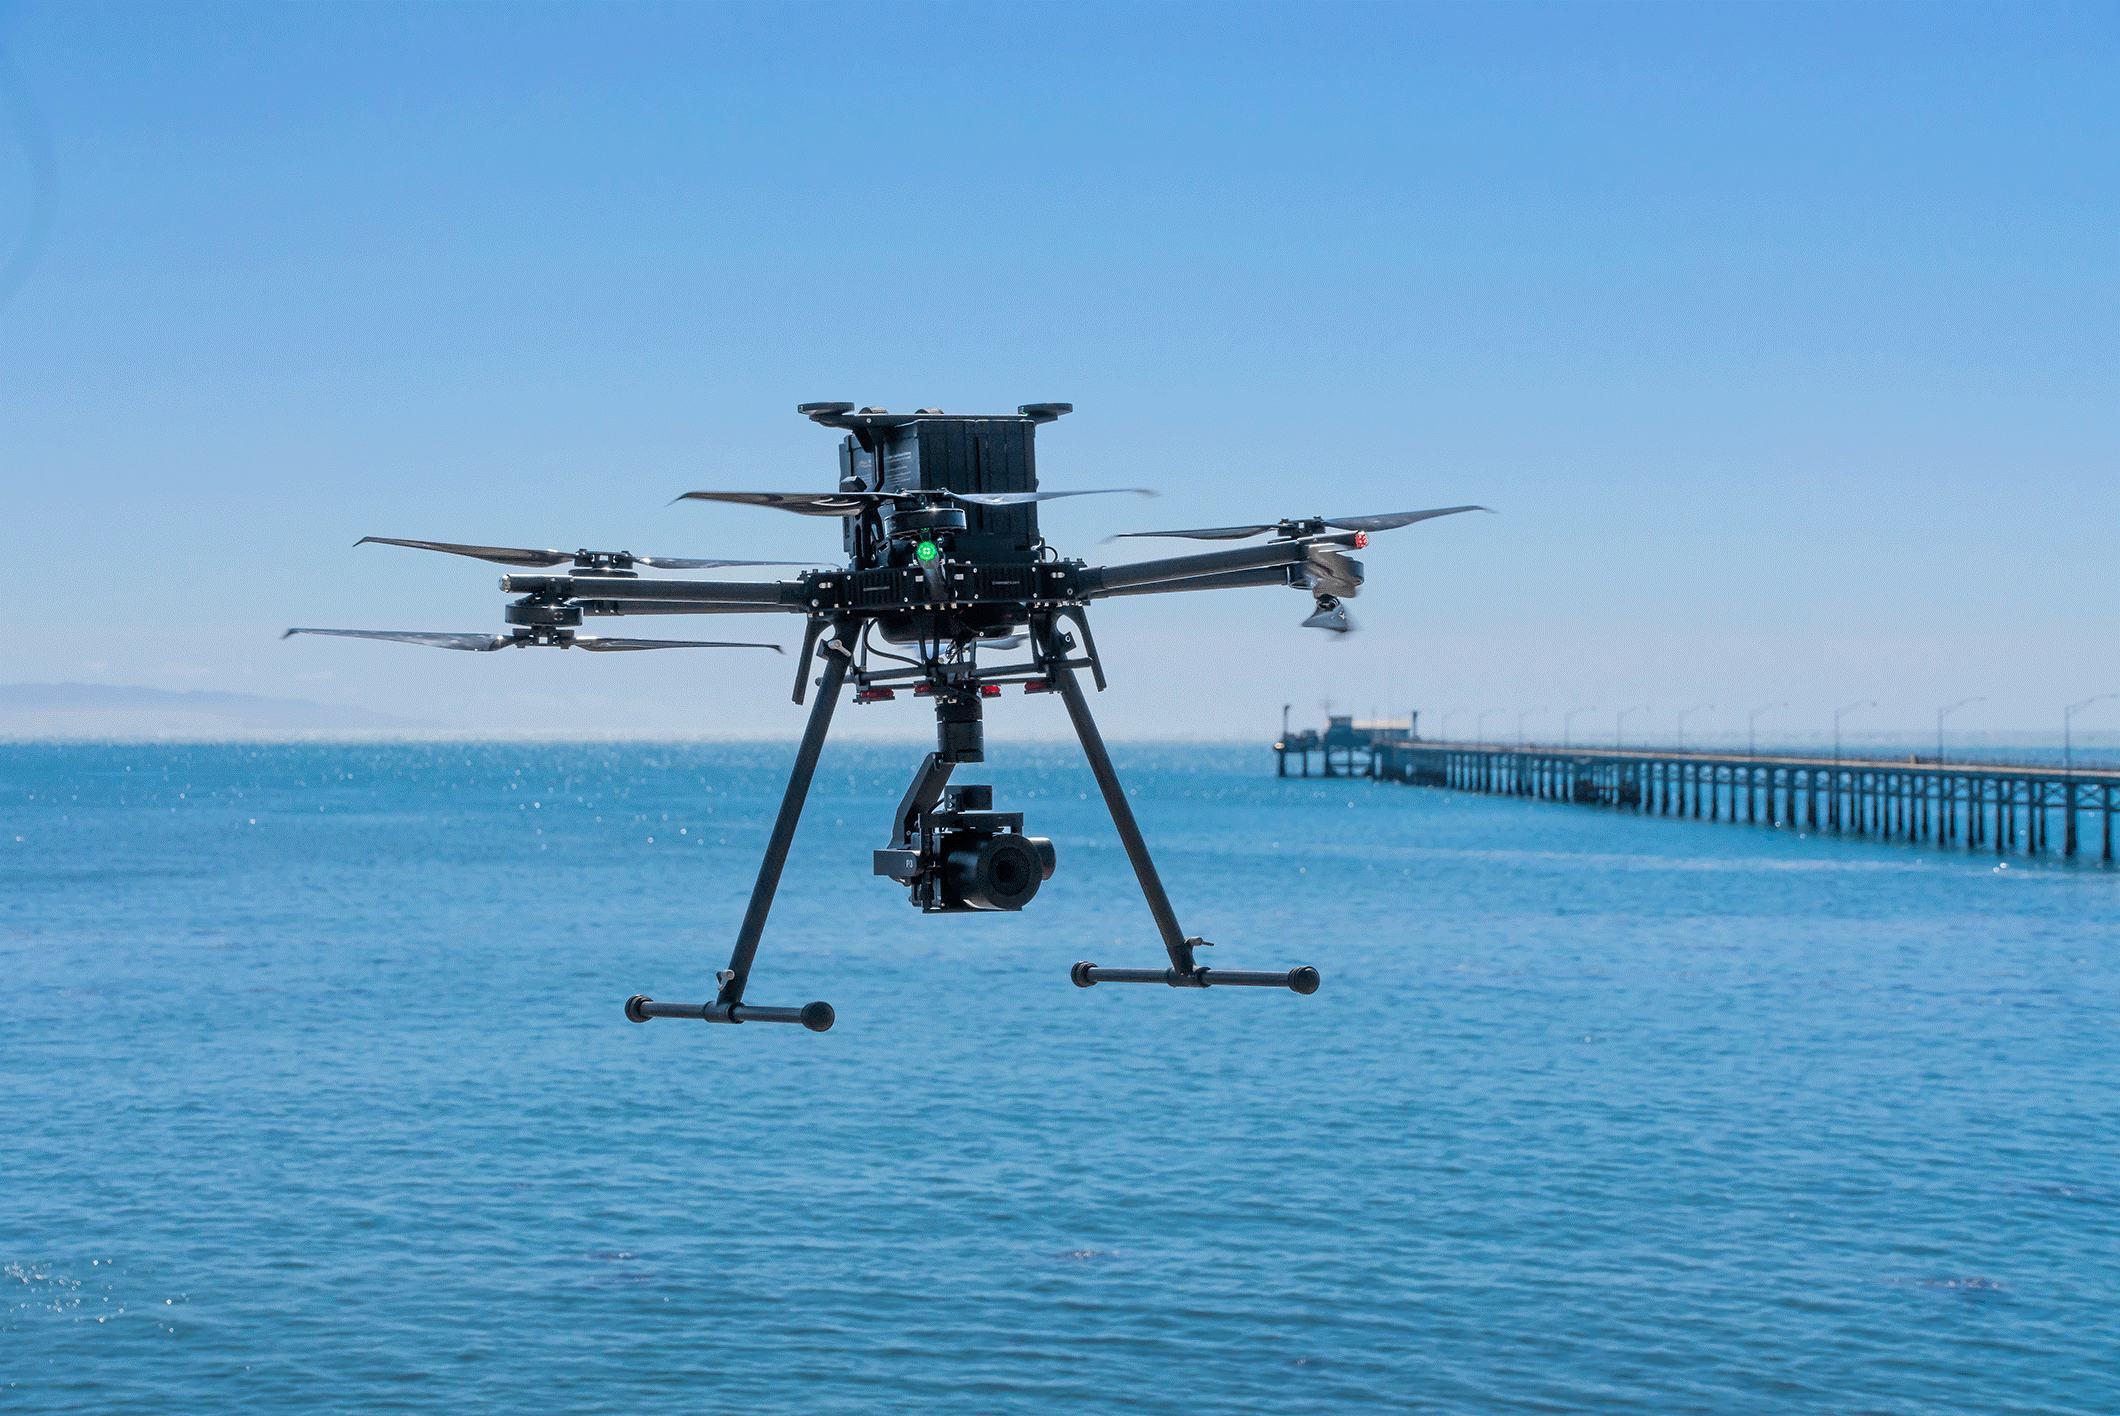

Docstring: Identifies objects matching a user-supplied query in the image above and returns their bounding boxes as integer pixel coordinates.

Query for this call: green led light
[915,540,939,562]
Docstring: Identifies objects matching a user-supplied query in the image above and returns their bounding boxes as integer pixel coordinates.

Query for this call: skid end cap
[625,994,653,1023]
[1070,961,1098,988]
[1288,967,1321,995]
[800,1001,836,1033]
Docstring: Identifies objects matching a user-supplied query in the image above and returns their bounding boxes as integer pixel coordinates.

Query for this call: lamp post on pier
[1676,703,1714,752]
[1831,700,1875,833]
[1517,707,1547,748]
[1564,706,1597,749]
[1616,705,1649,749]
[1834,700,1875,767]
[2064,695,2118,775]
[1936,697,1982,766]
[1749,701,1788,758]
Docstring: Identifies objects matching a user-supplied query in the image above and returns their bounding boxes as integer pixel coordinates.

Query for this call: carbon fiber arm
[1082,534,1354,598]
[499,575,811,607]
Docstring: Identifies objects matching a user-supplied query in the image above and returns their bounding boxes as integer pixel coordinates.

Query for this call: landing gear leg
[1037,614,1319,996]
[623,619,851,1032]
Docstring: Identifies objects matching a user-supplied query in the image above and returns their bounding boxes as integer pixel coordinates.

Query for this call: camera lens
[945,834,1045,911]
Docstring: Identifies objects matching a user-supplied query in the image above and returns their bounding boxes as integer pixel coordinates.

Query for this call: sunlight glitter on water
[3,741,2117,1414]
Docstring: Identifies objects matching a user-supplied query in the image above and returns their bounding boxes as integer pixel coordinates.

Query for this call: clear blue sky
[2,1,2113,741]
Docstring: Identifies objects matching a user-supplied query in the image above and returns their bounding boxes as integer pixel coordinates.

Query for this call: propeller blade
[633,556,813,570]
[973,634,1026,651]
[356,537,572,567]
[358,538,806,572]
[1106,506,1490,542]
[673,491,904,517]
[571,638,783,653]
[1323,505,1491,533]
[1104,524,1276,542]
[948,488,1156,507]
[282,628,511,651]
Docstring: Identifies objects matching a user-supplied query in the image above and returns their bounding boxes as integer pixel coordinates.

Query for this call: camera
[873,783,1057,913]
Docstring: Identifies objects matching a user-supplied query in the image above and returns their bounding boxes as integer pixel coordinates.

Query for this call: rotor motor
[884,504,967,541]
[505,599,583,628]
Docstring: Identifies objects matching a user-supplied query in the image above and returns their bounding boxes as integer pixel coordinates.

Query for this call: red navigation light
[912,683,936,697]
[854,687,896,703]
[1353,531,1368,549]
[1023,680,1051,694]
[979,684,1001,697]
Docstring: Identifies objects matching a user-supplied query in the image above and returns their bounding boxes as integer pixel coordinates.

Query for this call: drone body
[285,403,1487,1033]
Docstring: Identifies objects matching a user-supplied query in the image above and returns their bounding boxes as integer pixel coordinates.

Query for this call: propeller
[282,628,781,653]
[1107,505,1491,541]
[282,628,512,651]
[676,488,1154,517]
[673,491,894,517]
[1106,522,1277,541]
[356,537,803,571]
[945,489,1155,506]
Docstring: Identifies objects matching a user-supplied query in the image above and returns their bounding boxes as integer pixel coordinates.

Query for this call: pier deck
[1357,741,2120,861]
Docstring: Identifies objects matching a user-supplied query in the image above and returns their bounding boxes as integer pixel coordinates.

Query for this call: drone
[285,403,1486,1033]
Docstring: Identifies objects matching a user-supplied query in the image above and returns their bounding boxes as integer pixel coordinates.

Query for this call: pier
[1347,741,2120,861]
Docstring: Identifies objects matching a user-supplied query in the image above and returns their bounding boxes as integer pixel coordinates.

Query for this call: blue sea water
[4,740,2117,1413]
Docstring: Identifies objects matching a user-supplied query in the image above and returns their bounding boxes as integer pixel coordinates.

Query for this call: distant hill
[0,683,447,735]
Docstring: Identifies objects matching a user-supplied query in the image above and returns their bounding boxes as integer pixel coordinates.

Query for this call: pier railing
[1348,741,2120,861]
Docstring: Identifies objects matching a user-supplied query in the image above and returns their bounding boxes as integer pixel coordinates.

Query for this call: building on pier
[1275,714,1416,778]
[1360,742,2120,861]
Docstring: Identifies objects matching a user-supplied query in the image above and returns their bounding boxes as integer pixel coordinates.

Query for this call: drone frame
[294,403,1483,1033]
[521,518,1373,1031]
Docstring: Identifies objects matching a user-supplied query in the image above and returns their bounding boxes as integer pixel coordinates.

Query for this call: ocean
[5,740,2116,1413]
